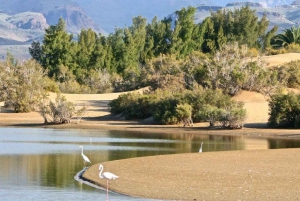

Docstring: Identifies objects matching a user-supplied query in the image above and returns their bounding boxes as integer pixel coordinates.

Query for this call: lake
[0,127,300,201]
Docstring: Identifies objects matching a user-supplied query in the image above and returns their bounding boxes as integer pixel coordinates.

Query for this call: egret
[199,142,203,153]
[79,146,91,166]
[99,164,119,201]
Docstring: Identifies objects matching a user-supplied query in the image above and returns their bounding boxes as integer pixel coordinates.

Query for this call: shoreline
[1,117,300,139]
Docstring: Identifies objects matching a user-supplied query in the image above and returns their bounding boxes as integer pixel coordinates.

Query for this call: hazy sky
[207,0,294,7]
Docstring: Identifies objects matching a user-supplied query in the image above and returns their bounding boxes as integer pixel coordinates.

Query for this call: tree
[29,40,43,64]
[41,18,75,80]
[90,34,110,72]
[144,17,172,60]
[76,28,97,72]
[170,6,198,57]
[0,57,49,112]
[271,26,300,49]
[202,6,272,52]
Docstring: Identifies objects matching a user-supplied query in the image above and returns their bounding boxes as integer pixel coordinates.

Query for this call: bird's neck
[99,166,104,178]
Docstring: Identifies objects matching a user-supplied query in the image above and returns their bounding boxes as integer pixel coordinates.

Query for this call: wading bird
[79,146,91,166]
[99,164,119,201]
[199,142,203,153]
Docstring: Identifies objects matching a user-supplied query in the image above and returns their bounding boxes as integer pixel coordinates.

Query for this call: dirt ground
[1,53,300,200]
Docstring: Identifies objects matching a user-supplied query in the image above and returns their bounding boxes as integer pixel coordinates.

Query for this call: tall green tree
[202,6,274,52]
[144,17,172,60]
[170,6,197,57]
[76,28,97,70]
[90,34,111,71]
[109,28,126,74]
[42,18,75,80]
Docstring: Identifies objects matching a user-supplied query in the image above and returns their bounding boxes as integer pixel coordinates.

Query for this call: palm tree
[271,26,300,49]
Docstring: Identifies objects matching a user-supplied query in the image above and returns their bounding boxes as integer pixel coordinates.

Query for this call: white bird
[79,146,91,166]
[199,142,203,153]
[99,164,119,201]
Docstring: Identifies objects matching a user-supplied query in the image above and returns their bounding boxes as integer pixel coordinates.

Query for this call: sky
[208,0,294,7]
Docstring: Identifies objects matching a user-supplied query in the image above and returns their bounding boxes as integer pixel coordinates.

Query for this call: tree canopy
[28,6,279,94]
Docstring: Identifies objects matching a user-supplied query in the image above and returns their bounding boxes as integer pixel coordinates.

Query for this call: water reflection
[1,127,300,201]
[268,138,300,149]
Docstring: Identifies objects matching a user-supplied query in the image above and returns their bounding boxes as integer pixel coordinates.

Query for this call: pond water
[1,127,300,201]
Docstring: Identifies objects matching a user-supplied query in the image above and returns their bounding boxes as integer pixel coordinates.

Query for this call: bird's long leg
[106,180,109,201]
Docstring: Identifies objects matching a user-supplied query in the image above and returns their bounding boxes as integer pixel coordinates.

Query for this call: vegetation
[271,26,300,49]
[38,93,87,124]
[0,53,50,112]
[109,88,246,128]
[268,92,300,128]
[3,5,300,127]
[28,6,277,93]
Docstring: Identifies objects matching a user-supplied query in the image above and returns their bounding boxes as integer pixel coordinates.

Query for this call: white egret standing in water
[79,146,91,166]
[99,164,119,200]
[199,142,203,153]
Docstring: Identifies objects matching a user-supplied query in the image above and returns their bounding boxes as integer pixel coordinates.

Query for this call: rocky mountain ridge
[193,1,300,31]
[0,0,298,59]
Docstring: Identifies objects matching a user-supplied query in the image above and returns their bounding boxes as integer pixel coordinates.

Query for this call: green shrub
[268,92,300,128]
[109,92,154,119]
[152,97,180,124]
[109,88,247,127]
[278,60,300,89]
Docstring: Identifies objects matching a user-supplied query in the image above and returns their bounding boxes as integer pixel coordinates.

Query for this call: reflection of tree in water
[268,139,300,149]
[200,135,244,152]
[0,154,80,188]
[106,130,245,155]
[42,154,79,187]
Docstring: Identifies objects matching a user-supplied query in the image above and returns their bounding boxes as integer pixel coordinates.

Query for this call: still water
[1,127,300,201]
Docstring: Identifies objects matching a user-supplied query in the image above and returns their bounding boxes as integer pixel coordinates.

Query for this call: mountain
[74,0,295,33]
[0,0,105,59]
[0,0,297,60]
[75,0,212,33]
[192,2,300,32]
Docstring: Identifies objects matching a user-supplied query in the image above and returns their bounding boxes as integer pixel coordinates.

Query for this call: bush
[195,101,246,128]
[109,92,154,119]
[277,60,300,89]
[268,92,300,128]
[152,97,180,124]
[0,58,50,112]
[109,88,247,127]
[58,80,91,94]
[190,42,271,96]
[38,93,85,124]
[285,43,300,53]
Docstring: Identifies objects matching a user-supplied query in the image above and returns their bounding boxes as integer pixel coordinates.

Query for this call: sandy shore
[1,53,300,200]
[83,149,300,200]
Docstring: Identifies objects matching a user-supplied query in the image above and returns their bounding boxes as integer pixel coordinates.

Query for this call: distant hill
[0,0,298,60]
[0,0,105,59]
[193,2,300,32]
